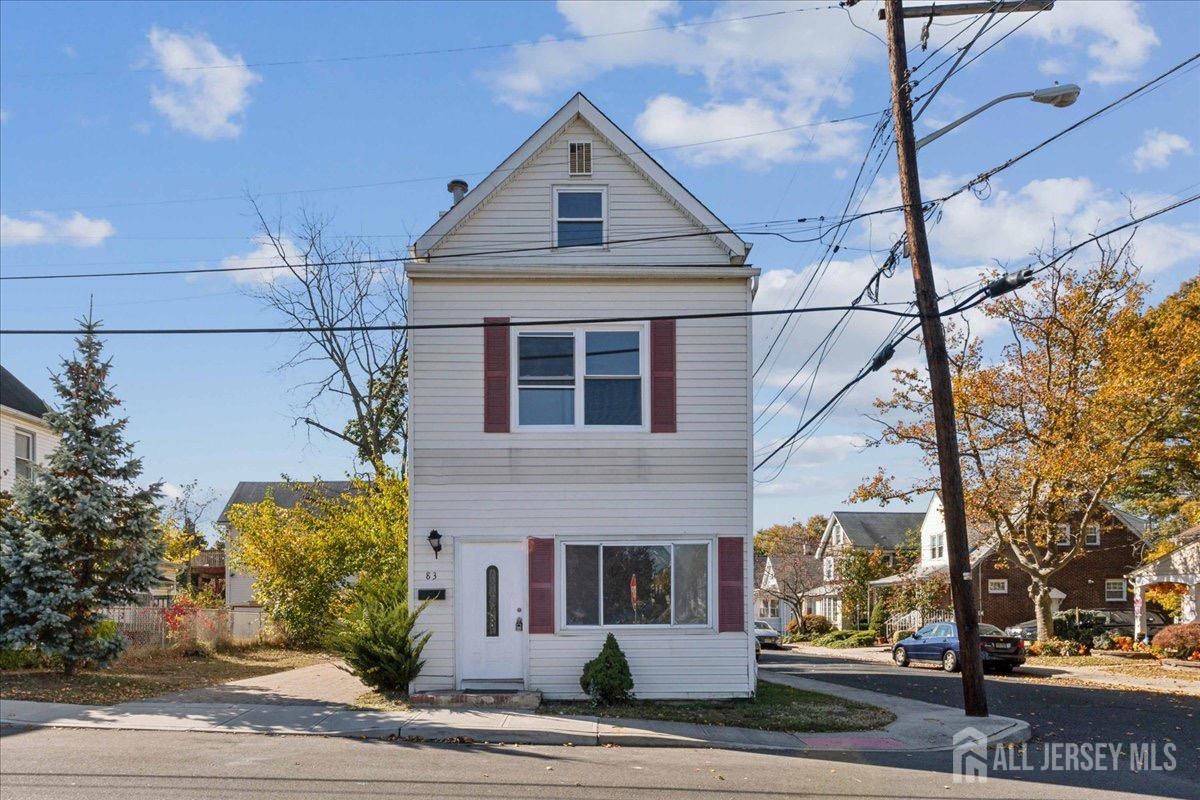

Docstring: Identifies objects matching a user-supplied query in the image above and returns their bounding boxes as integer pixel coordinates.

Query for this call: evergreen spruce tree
[0,318,162,675]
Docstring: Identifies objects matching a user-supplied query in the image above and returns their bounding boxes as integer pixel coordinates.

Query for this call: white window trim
[552,185,607,249]
[1105,579,1127,602]
[14,428,36,480]
[822,556,835,582]
[987,579,1008,594]
[1084,525,1101,546]
[511,323,649,432]
[1055,523,1072,546]
[928,532,946,561]
[558,538,714,631]
[568,140,593,176]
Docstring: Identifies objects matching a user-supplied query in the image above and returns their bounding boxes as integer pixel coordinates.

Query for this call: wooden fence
[102,605,265,648]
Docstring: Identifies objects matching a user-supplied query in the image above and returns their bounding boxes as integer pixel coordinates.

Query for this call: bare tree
[246,199,408,476]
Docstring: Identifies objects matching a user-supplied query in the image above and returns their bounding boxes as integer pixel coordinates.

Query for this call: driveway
[759,649,1200,752]
[158,659,369,706]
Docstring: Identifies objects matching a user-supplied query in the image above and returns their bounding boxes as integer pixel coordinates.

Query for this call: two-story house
[871,494,1149,630]
[1,366,58,493]
[807,510,925,628]
[404,93,756,699]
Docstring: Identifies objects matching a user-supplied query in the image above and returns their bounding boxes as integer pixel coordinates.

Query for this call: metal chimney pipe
[447,179,468,206]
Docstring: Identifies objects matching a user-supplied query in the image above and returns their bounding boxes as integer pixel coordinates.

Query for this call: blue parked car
[892,622,1025,673]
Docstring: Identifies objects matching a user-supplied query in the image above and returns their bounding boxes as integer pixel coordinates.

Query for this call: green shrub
[824,631,878,648]
[1151,622,1200,659]
[812,629,862,647]
[0,647,53,670]
[328,579,430,695]
[802,614,832,634]
[893,629,915,644]
[580,633,634,705]
[1054,612,1106,648]
[868,602,887,635]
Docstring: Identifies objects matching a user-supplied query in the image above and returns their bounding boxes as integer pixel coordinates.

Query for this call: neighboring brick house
[871,494,1149,630]
[809,510,925,628]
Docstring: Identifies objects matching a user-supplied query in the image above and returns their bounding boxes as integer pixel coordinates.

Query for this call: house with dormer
[403,94,756,698]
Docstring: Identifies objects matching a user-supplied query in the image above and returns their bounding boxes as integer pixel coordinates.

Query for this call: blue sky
[2,1,1198,536]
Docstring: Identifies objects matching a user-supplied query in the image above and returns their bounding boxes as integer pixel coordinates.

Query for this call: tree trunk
[1031,579,1055,642]
[62,658,76,677]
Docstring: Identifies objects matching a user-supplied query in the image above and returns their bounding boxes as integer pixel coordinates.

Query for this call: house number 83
[425,571,438,581]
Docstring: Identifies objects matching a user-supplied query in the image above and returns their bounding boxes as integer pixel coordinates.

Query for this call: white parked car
[754,620,781,649]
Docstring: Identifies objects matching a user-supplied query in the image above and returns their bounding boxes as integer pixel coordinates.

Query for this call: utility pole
[879,0,1053,718]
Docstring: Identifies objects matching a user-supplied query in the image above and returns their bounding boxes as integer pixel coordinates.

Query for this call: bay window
[516,327,644,428]
[563,542,709,627]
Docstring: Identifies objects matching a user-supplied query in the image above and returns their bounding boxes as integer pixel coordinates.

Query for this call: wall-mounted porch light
[428,529,443,559]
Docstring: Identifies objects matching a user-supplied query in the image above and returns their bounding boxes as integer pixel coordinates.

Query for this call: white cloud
[224,235,302,283]
[1132,129,1192,172]
[1016,0,1158,84]
[862,174,1200,275]
[0,211,115,247]
[147,27,260,140]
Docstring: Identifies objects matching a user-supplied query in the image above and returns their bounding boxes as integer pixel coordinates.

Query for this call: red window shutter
[650,318,676,433]
[528,537,555,634]
[483,317,510,433]
[717,536,745,633]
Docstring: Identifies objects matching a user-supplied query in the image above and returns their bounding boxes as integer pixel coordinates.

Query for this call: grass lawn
[538,679,894,733]
[0,646,327,706]
[1102,662,1200,682]
[1025,655,1117,667]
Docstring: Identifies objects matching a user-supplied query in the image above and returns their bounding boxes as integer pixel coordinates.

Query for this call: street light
[916,84,1080,150]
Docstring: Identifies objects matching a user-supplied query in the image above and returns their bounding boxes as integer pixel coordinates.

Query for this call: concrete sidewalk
[0,673,1028,753]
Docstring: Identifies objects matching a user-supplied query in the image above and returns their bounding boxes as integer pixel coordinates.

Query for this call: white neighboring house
[809,510,925,628]
[0,366,59,493]
[216,480,353,607]
[404,93,757,699]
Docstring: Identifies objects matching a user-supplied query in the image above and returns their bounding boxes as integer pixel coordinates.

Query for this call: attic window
[554,188,605,248]
[569,141,592,176]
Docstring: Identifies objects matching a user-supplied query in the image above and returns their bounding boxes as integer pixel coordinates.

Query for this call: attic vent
[569,141,592,176]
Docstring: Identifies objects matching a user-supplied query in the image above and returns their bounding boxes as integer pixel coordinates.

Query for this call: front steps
[409,689,542,709]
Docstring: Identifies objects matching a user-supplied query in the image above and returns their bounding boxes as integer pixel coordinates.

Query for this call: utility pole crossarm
[879,1,1052,20]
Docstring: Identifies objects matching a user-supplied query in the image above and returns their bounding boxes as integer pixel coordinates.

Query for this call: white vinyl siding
[425,119,734,266]
[0,408,58,493]
[407,276,752,696]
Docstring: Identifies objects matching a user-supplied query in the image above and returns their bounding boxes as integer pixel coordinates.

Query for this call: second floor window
[14,430,35,481]
[554,188,605,248]
[929,532,945,560]
[517,328,643,428]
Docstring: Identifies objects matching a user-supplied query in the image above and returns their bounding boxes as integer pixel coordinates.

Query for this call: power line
[8,6,843,80]
[2,108,883,215]
[0,301,922,337]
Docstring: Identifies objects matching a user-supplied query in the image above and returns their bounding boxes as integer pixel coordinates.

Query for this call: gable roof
[217,480,354,526]
[0,365,52,419]
[411,92,749,262]
[1102,503,1149,538]
[827,510,925,551]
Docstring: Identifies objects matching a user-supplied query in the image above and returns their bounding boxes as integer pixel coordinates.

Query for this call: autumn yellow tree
[226,471,408,646]
[857,245,1199,641]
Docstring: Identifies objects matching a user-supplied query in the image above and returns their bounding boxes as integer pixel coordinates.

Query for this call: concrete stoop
[409,690,542,710]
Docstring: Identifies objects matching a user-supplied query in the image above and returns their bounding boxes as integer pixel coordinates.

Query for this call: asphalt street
[1,649,1195,800]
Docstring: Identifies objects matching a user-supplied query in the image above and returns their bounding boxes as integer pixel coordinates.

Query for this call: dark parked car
[893,622,1025,673]
[1005,608,1168,641]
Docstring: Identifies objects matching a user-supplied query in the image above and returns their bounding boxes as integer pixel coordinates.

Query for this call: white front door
[459,541,526,687]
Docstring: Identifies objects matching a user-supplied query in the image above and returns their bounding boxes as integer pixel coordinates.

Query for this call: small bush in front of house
[329,579,430,695]
[868,603,887,636]
[812,629,863,647]
[580,633,634,705]
[893,629,915,644]
[785,617,800,635]
[802,615,832,634]
[1092,632,1116,651]
[823,631,878,648]
[1152,622,1200,660]
[1054,612,1106,649]
[1028,638,1086,657]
